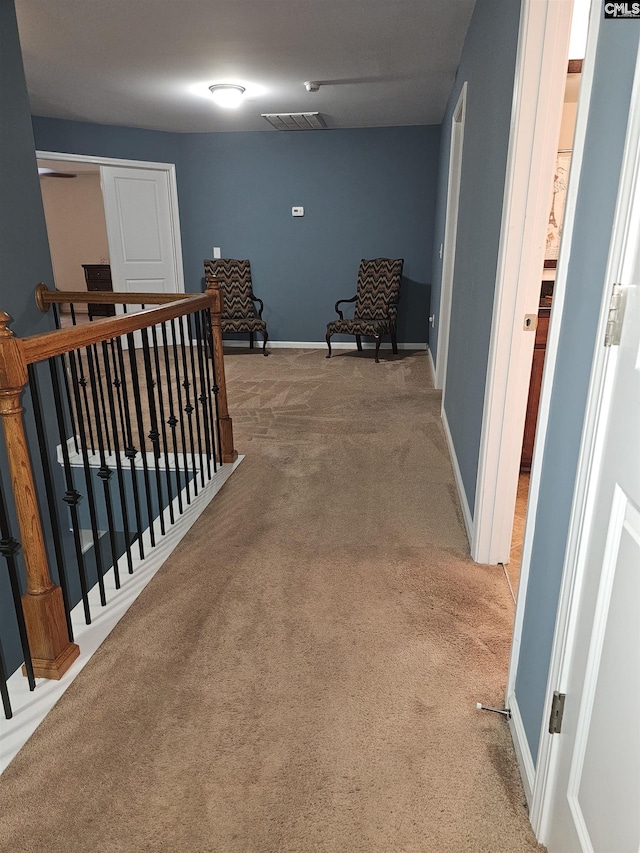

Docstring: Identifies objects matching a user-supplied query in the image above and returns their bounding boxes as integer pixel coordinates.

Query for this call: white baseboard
[441,406,473,544]
[508,693,536,807]
[0,456,243,775]
[223,340,428,351]
[427,345,436,384]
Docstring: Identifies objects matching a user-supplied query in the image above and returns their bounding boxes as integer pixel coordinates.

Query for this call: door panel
[567,491,640,852]
[101,165,181,298]
[544,46,640,853]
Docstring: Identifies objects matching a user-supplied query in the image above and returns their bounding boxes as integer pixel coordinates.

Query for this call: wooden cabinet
[520,308,550,472]
[82,264,115,318]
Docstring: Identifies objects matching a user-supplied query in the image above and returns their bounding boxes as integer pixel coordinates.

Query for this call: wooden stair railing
[0,281,236,681]
[35,279,237,464]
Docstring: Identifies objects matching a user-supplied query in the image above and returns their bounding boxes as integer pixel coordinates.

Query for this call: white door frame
[36,151,185,294]
[529,31,640,844]
[504,0,600,821]
[435,82,467,392]
[470,0,576,566]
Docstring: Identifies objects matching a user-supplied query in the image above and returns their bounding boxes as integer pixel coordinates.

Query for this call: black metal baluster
[171,317,192,505]
[141,326,166,536]
[85,346,121,589]
[0,484,36,692]
[126,332,156,547]
[116,336,145,559]
[67,349,107,606]
[205,310,224,467]
[200,310,219,473]
[102,340,134,575]
[52,303,61,330]
[0,642,12,719]
[73,341,96,455]
[58,349,80,455]
[109,338,128,459]
[92,343,112,454]
[50,357,92,623]
[28,361,74,639]
[69,303,77,326]
[151,323,175,525]
[178,314,198,497]
[186,313,206,488]
[193,310,213,480]
[161,321,183,515]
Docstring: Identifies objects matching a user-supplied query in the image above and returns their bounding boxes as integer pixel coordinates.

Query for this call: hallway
[0,349,542,852]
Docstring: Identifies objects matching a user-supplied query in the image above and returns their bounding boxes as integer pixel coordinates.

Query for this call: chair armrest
[250,291,264,318]
[334,294,357,320]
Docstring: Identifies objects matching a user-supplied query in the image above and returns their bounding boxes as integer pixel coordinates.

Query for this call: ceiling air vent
[261,112,326,130]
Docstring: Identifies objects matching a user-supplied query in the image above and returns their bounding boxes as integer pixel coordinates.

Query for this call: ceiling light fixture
[208,84,246,108]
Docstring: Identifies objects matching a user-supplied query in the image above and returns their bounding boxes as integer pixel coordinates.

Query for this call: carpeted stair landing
[0,348,544,852]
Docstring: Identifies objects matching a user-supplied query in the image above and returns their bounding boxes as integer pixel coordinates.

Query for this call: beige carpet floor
[0,348,543,853]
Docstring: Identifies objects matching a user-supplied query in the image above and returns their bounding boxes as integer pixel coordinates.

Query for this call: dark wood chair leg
[374,335,381,363]
[391,333,398,354]
[325,332,333,358]
[262,330,269,356]
[249,331,254,349]
[355,334,363,351]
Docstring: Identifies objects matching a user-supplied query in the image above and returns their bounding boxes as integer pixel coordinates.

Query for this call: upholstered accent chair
[203,259,269,355]
[325,258,404,363]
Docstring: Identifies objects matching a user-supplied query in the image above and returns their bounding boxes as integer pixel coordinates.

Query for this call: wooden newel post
[0,313,79,679]
[205,276,238,463]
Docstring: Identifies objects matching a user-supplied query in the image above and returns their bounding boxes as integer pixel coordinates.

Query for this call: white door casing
[435,82,467,394]
[506,2,601,813]
[100,165,183,297]
[36,152,185,300]
[471,0,574,564]
[539,42,640,851]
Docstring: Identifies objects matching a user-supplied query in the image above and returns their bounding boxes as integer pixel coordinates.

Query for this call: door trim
[532,37,640,843]
[435,82,467,392]
[36,151,185,294]
[470,0,575,566]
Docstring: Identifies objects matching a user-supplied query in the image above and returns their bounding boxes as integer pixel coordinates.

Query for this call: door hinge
[604,283,626,347]
[549,691,566,734]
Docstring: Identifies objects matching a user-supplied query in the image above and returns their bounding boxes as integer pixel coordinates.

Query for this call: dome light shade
[208,84,246,108]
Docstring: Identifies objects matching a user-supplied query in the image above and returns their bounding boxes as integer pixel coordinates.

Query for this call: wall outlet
[292,206,304,217]
[213,247,221,259]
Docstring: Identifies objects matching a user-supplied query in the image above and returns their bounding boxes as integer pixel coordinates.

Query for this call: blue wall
[515,18,640,764]
[430,0,521,514]
[0,1,55,335]
[0,0,59,675]
[33,119,440,343]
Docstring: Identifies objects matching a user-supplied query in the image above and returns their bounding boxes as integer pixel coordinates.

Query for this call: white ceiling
[15,0,476,133]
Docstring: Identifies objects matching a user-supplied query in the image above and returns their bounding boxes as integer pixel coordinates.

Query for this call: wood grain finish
[0,313,79,678]
[25,292,212,364]
[0,277,235,678]
[206,276,238,463]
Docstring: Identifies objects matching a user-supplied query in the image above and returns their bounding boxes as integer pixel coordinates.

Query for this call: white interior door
[435,83,466,392]
[101,165,183,298]
[544,53,640,852]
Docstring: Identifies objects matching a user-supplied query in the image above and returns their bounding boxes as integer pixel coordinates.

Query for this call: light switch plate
[292,206,304,217]
[213,247,221,259]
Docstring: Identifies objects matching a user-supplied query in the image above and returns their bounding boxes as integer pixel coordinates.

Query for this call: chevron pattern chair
[203,259,269,355]
[325,258,404,363]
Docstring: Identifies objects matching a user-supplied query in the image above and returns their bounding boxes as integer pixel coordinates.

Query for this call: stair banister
[0,312,80,679]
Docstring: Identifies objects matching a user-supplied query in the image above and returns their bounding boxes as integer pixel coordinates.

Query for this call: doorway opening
[435,83,467,393]
[38,158,109,324]
[36,152,185,327]
[506,59,584,602]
